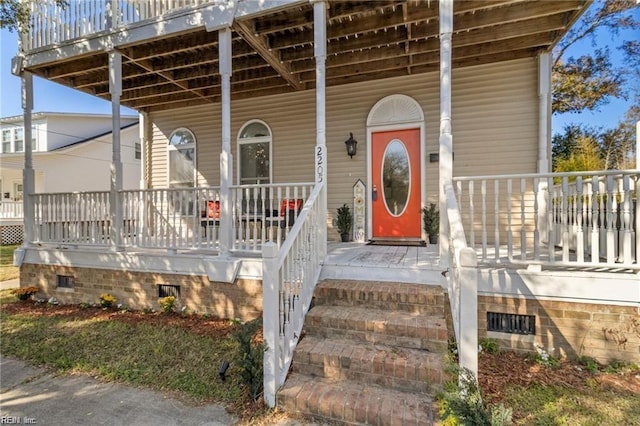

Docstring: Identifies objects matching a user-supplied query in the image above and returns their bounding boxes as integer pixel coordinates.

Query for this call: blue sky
[0,11,637,132]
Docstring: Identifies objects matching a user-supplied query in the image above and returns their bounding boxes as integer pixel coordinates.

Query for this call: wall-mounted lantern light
[345,133,357,159]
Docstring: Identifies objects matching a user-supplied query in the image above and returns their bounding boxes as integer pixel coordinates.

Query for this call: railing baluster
[520,178,526,261]
[506,179,513,261]
[533,178,540,261]
[469,181,474,248]
[574,177,583,262]
[561,177,570,262]
[606,175,616,263]
[621,175,632,264]
[494,180,500,261]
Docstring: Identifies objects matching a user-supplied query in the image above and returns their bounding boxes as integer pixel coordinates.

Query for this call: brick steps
[277,279,449,425]
[278,372,438,426]
[313,280,446,316]
[304,305,449,353]
[293,336,445,394]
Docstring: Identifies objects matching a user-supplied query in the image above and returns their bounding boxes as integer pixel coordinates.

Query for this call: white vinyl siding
[148,58,538,239]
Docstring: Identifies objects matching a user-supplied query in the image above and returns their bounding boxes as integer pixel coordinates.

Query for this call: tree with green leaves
[552,0,639,172]
[0,0,67,33]
[552,0,639,115]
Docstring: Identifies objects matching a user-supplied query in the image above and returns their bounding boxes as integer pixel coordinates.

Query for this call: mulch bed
[1,300,233,339]
[479,350,640,402]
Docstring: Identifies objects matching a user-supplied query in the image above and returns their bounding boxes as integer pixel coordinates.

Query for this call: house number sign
[315,145,325,183]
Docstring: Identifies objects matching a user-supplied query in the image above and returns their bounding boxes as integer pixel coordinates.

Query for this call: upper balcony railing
[25,0,209,51]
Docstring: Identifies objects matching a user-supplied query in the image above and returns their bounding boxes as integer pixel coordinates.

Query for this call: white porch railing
[231,183,314,252]
[26,0,209,51]
[453,170,639,269]
[33,191,111,245]
[120,186,220,250]
[0,201,24,219]
[262,183,324,407]
[30,183,314,252]
[443,182,478,381]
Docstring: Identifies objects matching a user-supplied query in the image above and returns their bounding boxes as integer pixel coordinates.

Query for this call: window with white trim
[168,128,196,188]
[1,129,10,153]
[14,128,24,152]
[237,120,271,185]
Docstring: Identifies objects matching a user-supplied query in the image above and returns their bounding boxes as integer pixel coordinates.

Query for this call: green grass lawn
[0,244,20,281]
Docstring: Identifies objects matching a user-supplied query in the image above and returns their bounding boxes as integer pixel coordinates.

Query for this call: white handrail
[444,182,478,381]
[262,182,324,407]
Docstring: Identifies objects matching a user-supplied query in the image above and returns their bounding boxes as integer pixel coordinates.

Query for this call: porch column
[20,71,35,245]
[219,28,233,256]
[313,0,328,258]
[438,0,453,264]
[109,50,124,251]
[537,53,552,174]
[139,111,150,190]
[537,53,552,246]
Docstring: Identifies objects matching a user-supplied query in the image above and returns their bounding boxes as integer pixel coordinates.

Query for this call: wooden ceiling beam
[298,56,410,82]
[233,20,304,91]
[121,53,211,103]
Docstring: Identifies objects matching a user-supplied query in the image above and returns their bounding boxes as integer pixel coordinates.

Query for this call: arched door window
[168,128,196,188]
[237,120,271,185]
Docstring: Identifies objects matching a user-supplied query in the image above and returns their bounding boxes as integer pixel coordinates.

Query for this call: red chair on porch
[200,200,220,224]
[266,198,303,228]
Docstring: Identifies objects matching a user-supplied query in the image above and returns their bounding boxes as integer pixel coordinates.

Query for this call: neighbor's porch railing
[443,182,478,381]
[31,183,313,252]
[0,201,24,219]
[262,183,324,407]
[453,170,639,269]
[26,0,209,51]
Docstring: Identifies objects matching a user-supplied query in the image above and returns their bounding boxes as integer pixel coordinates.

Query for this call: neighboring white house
[1,112,140,243]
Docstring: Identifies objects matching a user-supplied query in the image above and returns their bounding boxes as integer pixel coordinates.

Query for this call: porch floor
[321,242,444,284]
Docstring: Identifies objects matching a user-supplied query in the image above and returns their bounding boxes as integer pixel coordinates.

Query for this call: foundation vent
[487,312,535,335]
[158,284,180,298]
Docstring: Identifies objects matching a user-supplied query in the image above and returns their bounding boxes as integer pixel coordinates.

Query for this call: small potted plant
[336,203,353,242]
[422,203,439,244]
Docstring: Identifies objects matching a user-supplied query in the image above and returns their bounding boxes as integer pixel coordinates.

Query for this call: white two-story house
[1,112,139,243]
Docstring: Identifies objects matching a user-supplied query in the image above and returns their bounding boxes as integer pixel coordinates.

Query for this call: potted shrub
[422,203,439,244]
[336,204,353,242]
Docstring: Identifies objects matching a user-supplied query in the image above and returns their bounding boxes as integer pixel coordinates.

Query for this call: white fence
[26,0,209,50]
[453,170,639,269]
[0,201,23,219]
[262,183,324,407]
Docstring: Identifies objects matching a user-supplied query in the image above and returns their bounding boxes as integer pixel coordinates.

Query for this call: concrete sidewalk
[0,278,19,291]
[0,356,238,425]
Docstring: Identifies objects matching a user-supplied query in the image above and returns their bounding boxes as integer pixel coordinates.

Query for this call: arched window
[168,128,196,188]
[237,120,271,185]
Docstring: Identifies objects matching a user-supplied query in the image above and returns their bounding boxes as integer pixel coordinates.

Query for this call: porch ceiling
[26,0,588,113]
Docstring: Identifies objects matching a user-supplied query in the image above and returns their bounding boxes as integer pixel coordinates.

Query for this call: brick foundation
[478,295,639,364]
[20,263,262,322]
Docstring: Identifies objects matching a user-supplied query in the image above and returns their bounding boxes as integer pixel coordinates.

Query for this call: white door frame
[366,94,426,241]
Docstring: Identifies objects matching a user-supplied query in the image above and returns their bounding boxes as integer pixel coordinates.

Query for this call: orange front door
[371,129,421,240]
